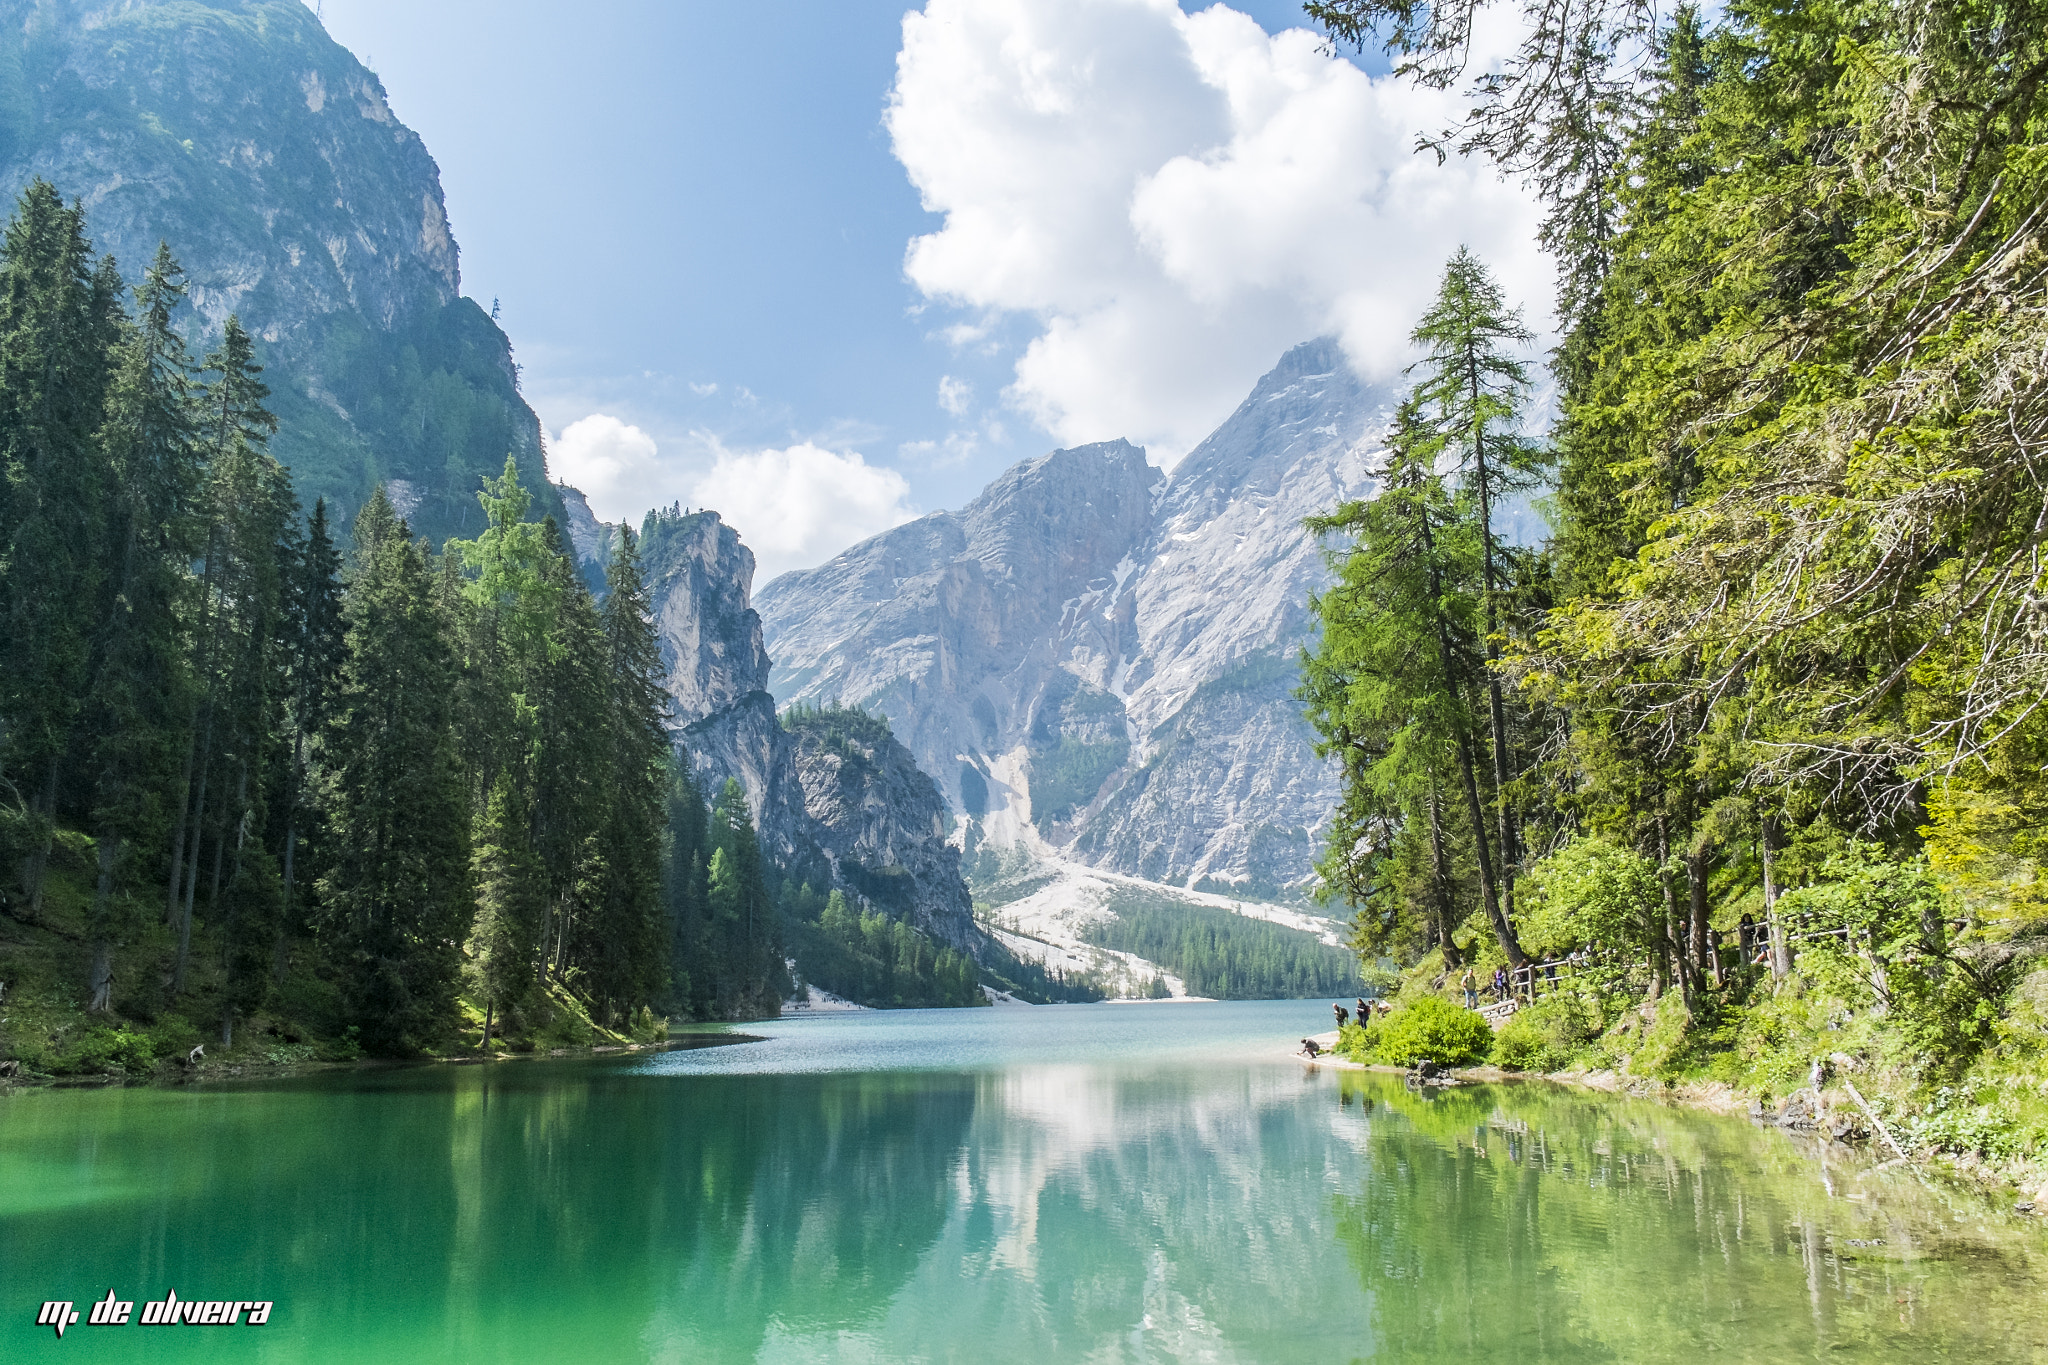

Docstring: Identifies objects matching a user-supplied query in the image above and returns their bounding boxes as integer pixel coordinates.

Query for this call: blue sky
[314,1,1543,581]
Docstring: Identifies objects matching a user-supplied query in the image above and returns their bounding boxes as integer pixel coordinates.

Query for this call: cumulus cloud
[690,442,919,584]
[937,374,973,416]
[548,414,918,583]
[548,414,663,518]
[888,0,1550,463]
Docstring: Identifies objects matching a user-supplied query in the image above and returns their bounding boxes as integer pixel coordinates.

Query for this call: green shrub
[629,1006,667,1044]
[1334,1019,1371,1062]
[1491,994,1601,1072]
[56,1027,155,1077]
[1369,996,1493,1067]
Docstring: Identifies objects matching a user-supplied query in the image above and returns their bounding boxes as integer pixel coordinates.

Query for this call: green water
[3,1000,2043,1362]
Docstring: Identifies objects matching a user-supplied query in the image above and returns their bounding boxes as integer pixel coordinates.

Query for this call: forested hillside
[1304,0,2048,1172]
[0,185,751,1068]
[0,0,565,548]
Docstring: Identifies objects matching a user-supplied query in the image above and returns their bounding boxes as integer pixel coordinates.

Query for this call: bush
[1335,1019,1371,1062]
[1493,994,1602,1072]
[56,1027,155,1077]
[1368,996,1493,1067]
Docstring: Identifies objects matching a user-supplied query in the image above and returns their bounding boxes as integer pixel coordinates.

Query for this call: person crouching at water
[1460,968,1478,1009]
[1300,1038,1323,1058]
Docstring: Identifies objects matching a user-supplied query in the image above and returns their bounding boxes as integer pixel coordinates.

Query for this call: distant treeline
[1081,898,1359,1000]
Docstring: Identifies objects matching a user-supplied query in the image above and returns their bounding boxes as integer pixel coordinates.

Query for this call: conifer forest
[0,181,777,1064]
[1301,0,2048,1161]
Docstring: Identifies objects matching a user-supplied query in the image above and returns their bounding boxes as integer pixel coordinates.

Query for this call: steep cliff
[757,340,1389,898]
[638,508,979,955]
[0,0,558,543]
[779,708,976,950]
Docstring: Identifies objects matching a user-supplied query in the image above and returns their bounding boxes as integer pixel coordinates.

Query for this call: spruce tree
[273,497,345,972]
[0,182,116,911]
[469,772,543,1047]
[1403,249,1542,962]
[167,315,291,997]
[574,524,670,1021]
[316,488,472,1054]
[1303,402,1526,967]
[79,243,203,1008]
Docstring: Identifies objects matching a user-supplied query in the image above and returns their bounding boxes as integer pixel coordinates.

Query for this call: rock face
[780,710,976,950]
[638,509,978,951]
[0,0,559,543]
[757,340,1392,897]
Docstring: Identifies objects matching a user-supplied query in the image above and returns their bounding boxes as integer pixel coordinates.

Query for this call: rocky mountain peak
[639,508,769,724]
[755,340,1397,899]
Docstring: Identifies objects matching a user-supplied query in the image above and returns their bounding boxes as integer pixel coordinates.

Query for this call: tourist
[1460,967,1478,1009]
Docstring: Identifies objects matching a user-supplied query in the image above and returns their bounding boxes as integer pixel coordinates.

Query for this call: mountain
[636,509,979,954]
[0,0,560,544]
[757,339,1391,900]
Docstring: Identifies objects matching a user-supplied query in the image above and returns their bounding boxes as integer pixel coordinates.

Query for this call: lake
[3,999,2043,1362]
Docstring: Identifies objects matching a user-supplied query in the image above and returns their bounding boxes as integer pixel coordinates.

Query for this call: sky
[312,0,1546,582]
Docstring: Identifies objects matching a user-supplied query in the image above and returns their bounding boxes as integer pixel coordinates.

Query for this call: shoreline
[1,1028,768,1091]
[1291,1037,2047,1206]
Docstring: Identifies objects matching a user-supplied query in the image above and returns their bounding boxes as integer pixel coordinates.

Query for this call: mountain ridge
[757,338,1393,900]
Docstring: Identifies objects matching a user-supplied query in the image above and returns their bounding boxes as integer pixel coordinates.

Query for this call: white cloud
[937,374,973,416]
[689,441,919,584]
[547,414,663,520]
[548,414,918,583]
[888,0,1550,464]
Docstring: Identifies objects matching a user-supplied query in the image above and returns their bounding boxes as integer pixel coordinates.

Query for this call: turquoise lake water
[3,999,2044,1362]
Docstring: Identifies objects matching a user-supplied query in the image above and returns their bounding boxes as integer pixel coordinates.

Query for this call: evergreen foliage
[1307,0,2048,1170]
[778,883,982,1009]
[1079,897,1359,1000]
[0,185,726,1065]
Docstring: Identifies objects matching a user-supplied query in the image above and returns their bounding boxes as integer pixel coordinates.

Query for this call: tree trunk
[1762,810,1791,979]
[1469,364,1522,946]
[24,760,60,918]
[172,699,219,996]
[164,727,197,924]
[274,726,305,984]
[1426,786,1462,967]
[86,836,120,1012]
[1687,845,1715,986]
[1417,489,1525,967]
[1656,816,1694,1012]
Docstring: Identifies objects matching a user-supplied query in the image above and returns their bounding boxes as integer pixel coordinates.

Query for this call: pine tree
[167,315,291,999]
[1404,249,1543,963]
[1303,400,1526,966]
[316,488,472,1054]
[79,242,204,1008]
[574,524,670,1021]
[0,182,117,912]
[706,777,783,1017]
[469,773,543,1048]
[663,758,710,1014]
[272,497,345,975]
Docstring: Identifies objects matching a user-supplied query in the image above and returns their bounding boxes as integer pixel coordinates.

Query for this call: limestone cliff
[0,0,559,542]
[637,508,978,953]
[757,340,1390,899]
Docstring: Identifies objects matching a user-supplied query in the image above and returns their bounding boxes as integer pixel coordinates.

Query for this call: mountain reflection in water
[0,1001,2041,1363]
